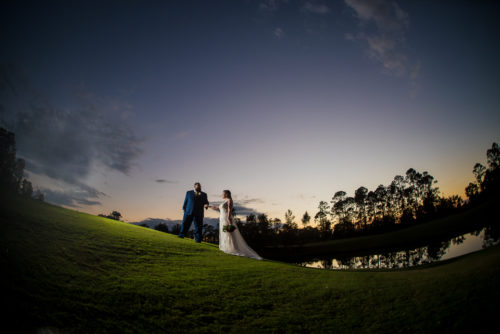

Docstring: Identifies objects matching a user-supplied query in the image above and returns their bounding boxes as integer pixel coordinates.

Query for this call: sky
[1,0,499,224]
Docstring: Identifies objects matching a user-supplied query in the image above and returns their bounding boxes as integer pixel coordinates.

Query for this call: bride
[208,190,263,260]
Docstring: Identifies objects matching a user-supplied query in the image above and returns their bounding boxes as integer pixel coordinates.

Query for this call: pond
[295,225,500,270]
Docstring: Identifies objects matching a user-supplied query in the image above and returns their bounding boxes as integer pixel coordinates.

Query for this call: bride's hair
[223,189,232,199]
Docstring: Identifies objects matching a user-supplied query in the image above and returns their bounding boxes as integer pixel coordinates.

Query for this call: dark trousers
[179,212,203,242]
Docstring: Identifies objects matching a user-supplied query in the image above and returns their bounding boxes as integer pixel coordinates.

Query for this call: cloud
[273,27,285,39]
[236,197,265,205]
[301,1,330,15]
[155,179,177,184]
[174,130,189,139]
[364,33,407,76]
[0,63,145,207]
[42,187,103,208]
[259,0,288,12]
[344,0,419,93]
[210,200,263,217]
[233,204,263,217]
[297,193,316,200]
[345,0,408,32]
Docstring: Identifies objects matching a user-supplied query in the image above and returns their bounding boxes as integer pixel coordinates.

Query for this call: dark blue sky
[1,0,499,221]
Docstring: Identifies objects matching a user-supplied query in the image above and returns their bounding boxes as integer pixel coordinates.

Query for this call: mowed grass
[1,195,499,333]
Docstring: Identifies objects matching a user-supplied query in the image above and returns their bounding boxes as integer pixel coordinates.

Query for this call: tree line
[98,211,123,221]
[234,142,500,251]
[465,142,500,203]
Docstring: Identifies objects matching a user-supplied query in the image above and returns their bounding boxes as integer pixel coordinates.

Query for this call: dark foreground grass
[1,195,499,333]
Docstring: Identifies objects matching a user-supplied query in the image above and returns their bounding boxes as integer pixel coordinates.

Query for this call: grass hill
[1,194,499,333]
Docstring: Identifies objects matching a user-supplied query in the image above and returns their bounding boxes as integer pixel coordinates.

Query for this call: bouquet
[223,224,236,232]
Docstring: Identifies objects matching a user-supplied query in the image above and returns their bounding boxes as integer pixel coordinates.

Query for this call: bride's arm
[227,200,233,225]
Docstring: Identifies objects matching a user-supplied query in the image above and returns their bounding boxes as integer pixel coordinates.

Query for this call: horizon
[1,0,499,223]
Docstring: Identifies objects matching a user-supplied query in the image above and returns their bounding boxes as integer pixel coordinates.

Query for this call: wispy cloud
[41,187,104,207]
[174,130,189,139]
[210,199,264,217]
[273,27,285,39]
[236,197,265,205]
[233,204,263,217]
[0,63,145,207]
[301,1,330,15]
[257,1,329,37]
[345,0,409,32]
[155,179,177,184]
[344,0,420,95]
[259,0,288,13]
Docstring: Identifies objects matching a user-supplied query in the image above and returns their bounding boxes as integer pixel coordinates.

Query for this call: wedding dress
[218,201,263,260]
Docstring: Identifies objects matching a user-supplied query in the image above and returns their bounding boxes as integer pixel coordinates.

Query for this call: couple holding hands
[178,182,262,260]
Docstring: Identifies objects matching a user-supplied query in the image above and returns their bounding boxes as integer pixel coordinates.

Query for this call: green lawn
[1,194,499,333]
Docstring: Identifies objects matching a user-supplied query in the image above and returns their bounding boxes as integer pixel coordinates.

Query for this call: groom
[178,182,209,243]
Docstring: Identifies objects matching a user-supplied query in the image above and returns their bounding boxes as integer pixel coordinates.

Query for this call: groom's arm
[182,191,188,211]
[203,193,209,208]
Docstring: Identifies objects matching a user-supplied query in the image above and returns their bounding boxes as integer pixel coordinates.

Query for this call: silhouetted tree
[100,211,122,221]
[271,218,282,233]
[331,191,346,224]
[400,207,415,226]
[301,211,311,227]
[238,214,260,247]
[20,179,33,198]
[283,209,297,230]
[12,158,25,193]
[0,127,44,201]
[374,184,388,219]
[483,143,500,197]
[0,127,19,193]
[465,182,479,201]
[110,211,122,221]
[202,224,218,243]
[466,142,500,202]
[256,213,270,235]
[487,142,500,169]
[155,223,169,233]
[390,175,405,217]
[315,201,331,239]
[170,223,181,235]
[33,188,45,201]
[473,163,486,191]
[354,186,368,230]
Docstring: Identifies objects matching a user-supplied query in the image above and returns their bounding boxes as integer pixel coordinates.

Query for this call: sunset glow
[1,0,498,223]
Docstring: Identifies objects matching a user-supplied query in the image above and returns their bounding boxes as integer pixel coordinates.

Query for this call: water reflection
[297,226,500,270]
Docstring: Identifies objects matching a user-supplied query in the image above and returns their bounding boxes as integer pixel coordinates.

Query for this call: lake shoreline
[261,197,500,260]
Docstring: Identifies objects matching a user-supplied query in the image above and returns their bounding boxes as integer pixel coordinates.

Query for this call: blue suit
[178,190,209,242]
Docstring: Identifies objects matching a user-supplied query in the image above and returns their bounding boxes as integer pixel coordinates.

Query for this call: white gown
[218,201,263,260]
